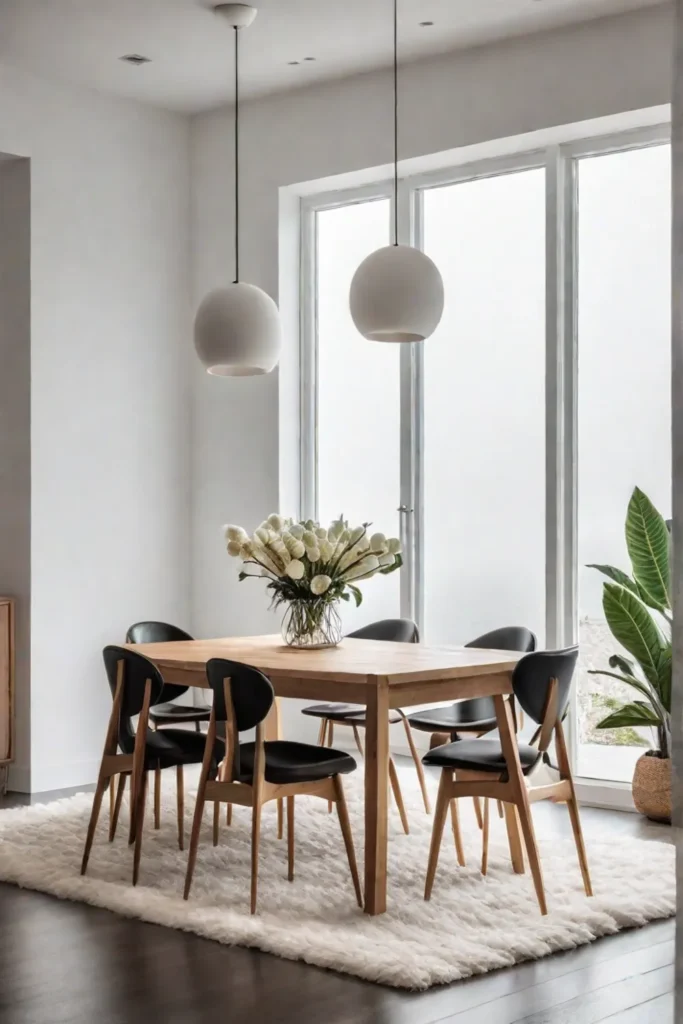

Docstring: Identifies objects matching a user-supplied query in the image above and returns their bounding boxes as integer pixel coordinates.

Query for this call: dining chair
[422,646,592,916]
[184,657,362,913]
[125,621,211,731]
[300,618,428,828]
[81,646,223,885]
[406,626,537,828]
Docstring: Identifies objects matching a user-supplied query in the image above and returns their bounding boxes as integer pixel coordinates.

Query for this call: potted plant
[588,486,672,823]
[224,514,402,649]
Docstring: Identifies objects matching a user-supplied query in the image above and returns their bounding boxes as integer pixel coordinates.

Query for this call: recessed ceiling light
[119,54,151,66]
[419,20,434,27]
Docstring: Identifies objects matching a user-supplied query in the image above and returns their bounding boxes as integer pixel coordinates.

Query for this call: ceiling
[0,0,665,113]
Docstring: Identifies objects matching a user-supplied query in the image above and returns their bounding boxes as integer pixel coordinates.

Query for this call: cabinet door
[0,603,11,762]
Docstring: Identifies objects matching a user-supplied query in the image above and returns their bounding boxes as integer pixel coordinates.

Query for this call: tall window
[301,124,671,790]
[576,143,671,782]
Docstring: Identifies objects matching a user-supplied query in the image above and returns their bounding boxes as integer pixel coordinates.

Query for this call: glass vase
[281,599,343,649]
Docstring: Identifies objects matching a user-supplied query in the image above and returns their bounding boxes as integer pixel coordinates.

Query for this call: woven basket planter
[632,751,671,823]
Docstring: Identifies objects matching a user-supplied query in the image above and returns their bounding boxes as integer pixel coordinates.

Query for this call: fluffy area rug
[0,770,674,989]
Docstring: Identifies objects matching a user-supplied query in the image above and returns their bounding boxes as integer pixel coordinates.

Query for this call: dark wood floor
[0,775,675,1024]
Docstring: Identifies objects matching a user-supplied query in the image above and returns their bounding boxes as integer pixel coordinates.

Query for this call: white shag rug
[0,770,674,990]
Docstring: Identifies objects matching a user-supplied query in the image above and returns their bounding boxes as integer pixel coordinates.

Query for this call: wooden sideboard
[0,598,14,794]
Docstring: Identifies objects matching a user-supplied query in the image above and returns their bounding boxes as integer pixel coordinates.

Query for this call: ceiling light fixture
[119,54,151,66]
[194,4,281,377]
[349,0,444,343]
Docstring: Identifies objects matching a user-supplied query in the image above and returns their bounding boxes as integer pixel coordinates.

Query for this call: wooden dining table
[127,634,524,915]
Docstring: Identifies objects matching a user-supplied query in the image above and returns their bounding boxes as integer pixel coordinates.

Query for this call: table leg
[364,680,390,915]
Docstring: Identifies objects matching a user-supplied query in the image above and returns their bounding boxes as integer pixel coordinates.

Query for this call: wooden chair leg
[332,776,363,907]
[184,713,217,901]
[555,719,593,897]
[250,797,263,915]
[504,802,525,874]
[176,765,184,851]
[226,803,233,826]
[400,714,431,814]
[287,796,295,881]
[327,721,335,813]
[473,796,484,830]
[154,766,161,830]
[81,773,109,875]
[213,800,220,846]
[497,800,504,819]
[450,798,466,867]
[515,795,547,915]
[132,771,149,886]
[352,724,364,756]
[109,776,115,821]
[481,797,490,875]
[316,719,328,746]
[388,757,409,834]
[424,770,451,900]
[277,798,284,840]
[109,774,126,843]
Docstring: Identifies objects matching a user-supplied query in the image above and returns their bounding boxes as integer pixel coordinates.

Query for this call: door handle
[397,504,414,514]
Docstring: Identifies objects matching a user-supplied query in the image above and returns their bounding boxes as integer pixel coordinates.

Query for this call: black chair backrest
[512,646,579,727]
[125,621,194,701]
[466,626,537,654]
[103,645,166,754]
[347,618,419,643]
[205,658,275,732]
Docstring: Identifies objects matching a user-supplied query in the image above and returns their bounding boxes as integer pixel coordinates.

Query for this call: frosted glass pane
[317,200,401,629]
[577,144,671,782]
[423,169,546,647]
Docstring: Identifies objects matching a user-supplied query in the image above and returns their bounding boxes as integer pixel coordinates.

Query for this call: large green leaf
[587,564,639,594]
[625,487,671,611]
[596,702,661,730]
[657,643,672,713]
[602,583,665,688]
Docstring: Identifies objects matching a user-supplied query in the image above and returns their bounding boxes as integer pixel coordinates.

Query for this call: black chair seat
[144,728,224,771]
[237,740,357,785]
[423,737,540,775]
[408,699,498,735]
[149,702,211,724]
[301,702,403,725]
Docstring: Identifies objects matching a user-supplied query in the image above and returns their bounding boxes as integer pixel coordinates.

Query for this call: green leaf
[587,564,639,595]
[596,702,661,730]
[625,487,671,611]
[380,552,403,576]
[347,584,363,608]
[608,653,636,676]
[602,583,664,688]
[657,643,672,713]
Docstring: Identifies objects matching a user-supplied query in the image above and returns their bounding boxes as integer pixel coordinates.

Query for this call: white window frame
[298,119,671,803]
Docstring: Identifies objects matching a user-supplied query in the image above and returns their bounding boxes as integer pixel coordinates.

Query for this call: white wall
[190,6,673,743]
[0,62,191,791]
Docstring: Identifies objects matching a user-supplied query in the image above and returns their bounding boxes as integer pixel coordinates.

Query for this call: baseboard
[29,758,100,796]
[575,778,636,813]
[6,764,30,793]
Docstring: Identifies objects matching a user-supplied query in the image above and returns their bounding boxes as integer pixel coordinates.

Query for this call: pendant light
[194,4,281,376]
[349,0,444,343]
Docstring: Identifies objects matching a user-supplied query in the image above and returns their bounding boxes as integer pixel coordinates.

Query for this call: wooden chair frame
[424,683,593,916]
[81,659,186,886]
[184,675,363,914]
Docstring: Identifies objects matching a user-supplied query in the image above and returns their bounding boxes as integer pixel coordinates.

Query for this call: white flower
[311,574,332,595]
[319,539,334,562]
[315,526,328,540]
[304,519,316,531]
[356,534,371,553]
[387,537,402,554]
[378,552,395,567]
[302,530,317,548]
[370,532,387,552]
[342,554,380,581]
[254,527,270,545]
[306,546,321,562]
[286,559,305,580]
[224,524,247,543]
[239,541,254,558]
[269,536,291,565]
[289,539,306,559]
[226,540,243,557]
[350,526,365,543]
[268,513,286,532]
[289,523,305,540]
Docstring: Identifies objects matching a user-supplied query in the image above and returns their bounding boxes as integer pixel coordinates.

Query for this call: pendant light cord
[233,25,240,283]
[393,0,398,246]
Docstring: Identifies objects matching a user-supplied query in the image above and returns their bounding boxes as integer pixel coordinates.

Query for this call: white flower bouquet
[225,514,403,648]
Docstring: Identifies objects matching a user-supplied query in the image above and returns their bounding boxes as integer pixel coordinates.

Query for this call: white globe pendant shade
[349,244,445,343]
[194,282,281,376]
